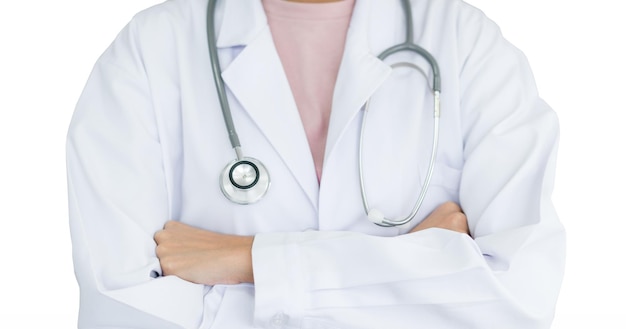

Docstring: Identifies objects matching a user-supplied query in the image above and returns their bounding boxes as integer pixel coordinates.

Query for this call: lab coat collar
[221,29,320,209]
[216,0,267,48]
[218,0,319,209]
[325,0,392,161]
[216,0,391,208]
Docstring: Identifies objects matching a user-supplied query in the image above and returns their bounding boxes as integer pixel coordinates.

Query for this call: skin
[154,201,470,285]
[155,221,255,285]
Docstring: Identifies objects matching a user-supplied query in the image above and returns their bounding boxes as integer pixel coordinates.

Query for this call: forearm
[155,221,255,285]
[154,200,470,287]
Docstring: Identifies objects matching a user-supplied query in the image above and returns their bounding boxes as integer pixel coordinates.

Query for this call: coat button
[270,312,289,328]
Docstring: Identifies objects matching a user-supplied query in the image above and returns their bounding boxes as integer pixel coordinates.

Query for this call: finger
[154,229,165,243]
[163,220,179,230]
[155,243,168,258]
[446,212,469,234]
[437,201,462,215]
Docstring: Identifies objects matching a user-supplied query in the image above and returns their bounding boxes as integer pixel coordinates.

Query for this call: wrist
[236,235,255,284]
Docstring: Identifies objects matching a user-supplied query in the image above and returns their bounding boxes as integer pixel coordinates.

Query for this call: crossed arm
[154,201,469,286]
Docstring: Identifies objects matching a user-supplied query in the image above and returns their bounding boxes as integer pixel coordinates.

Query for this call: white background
[0,0,624,328]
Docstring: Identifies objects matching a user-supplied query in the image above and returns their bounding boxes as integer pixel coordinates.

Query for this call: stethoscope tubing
[359,62,441,227]
[206,0,242,159]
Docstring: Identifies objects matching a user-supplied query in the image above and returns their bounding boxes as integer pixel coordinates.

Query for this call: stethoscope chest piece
[220,157,270,204]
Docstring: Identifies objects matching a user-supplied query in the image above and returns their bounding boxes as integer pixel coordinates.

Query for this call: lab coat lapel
[218,1,319,208]
[325,0,392,161]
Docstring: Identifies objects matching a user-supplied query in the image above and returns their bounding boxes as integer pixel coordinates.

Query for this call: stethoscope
[206,0,441,227]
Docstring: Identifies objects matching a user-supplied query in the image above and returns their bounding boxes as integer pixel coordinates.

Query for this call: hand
[154,221,254,285]
[409,201,470,235]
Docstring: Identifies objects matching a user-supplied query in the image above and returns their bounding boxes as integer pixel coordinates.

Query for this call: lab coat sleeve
[67,19,205,329]
[250,7,565,329]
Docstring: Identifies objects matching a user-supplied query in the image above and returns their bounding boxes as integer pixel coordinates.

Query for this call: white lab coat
[67,0,565,328]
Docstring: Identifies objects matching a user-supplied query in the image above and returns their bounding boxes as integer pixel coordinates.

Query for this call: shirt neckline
[262,0,356,20]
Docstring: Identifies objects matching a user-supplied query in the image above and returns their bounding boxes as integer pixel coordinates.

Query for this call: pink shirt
[262,0,355,182]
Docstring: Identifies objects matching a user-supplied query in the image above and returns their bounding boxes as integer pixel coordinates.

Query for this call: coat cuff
[252,232,307,328]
